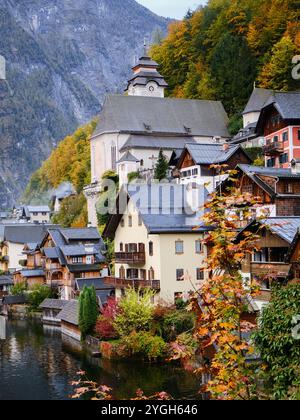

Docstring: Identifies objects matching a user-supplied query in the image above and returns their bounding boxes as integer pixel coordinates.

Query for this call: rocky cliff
[0,0,167,208]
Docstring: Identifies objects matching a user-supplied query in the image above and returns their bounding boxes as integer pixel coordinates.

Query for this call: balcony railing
[104,276,160,290]
[263,141,284,155]
[115,251,146,264]
[251,262,290,277]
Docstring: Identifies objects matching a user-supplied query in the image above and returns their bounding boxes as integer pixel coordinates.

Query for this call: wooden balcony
[251,262,290,277]
[115,251,146,264]
[104,276,160,290]
[263,141,284,156]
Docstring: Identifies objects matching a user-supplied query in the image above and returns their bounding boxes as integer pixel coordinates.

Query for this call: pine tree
[154,150,169,181]
[79,286,99,339]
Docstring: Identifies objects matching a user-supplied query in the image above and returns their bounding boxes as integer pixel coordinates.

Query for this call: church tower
[126,44,168,98]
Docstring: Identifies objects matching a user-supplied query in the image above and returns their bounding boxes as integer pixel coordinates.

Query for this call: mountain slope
[0,0,167,208]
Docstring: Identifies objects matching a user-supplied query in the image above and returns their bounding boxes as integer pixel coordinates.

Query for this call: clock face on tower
[149,86,155,92]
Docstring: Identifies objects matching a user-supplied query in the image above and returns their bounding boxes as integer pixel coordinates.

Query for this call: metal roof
[184,143,244,165]
[117,151,140,163]
[60,245,96,257]
[60,228,102,242]
[3,225,52,245]
[238,164,300,179]
[93,95,230,138]
[57,300,79,326]
[264,218,300,244]
[120,135,196,152]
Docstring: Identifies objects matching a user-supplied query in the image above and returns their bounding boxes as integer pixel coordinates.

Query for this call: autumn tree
[191,168,263,400]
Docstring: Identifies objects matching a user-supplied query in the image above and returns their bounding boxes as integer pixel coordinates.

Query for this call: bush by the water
[28,284,53,310]
[121,331,167,362]
[95,297,119,340]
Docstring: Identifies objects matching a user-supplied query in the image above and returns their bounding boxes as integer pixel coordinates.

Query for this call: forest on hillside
[23,0,300,227]
[151,0,300,132]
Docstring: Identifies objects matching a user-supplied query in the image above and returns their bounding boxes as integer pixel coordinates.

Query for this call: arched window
[140,159,144,167]
[120,243,123,252]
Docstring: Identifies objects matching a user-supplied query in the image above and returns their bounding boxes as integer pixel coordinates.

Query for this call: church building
[84,49,230,226]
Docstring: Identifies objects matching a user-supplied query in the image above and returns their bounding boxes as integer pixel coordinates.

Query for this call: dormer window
[143,123,152,131]
[184,125,191,134]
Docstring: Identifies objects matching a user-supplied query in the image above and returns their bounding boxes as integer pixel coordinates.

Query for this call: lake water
[0,318,201,400]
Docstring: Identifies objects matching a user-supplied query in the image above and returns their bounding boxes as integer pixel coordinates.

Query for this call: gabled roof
[243,88,273,115]
[263,91,300,120]
[3,224,53,245]
[60,245,96,257]
[238,164,300,179]
[120,135,196,153]
[27,206,50,213]
[103,183,210,239]
[3,294,28,305]
[117,151,140,164]
[93,95,230,138]
[57,300,79,326]
[178,143,250,167]
[238,217,300,245]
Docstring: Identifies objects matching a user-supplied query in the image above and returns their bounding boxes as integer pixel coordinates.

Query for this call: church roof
[243,88,273,115]
[120,135,196,152]
[93,95,230,138]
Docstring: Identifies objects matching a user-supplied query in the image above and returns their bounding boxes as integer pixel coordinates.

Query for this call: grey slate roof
[93,95,230,138]
[0,275,13,286]
[20,269,45,278]
[57,300,79,326]
[120,135,196,152]
[60,245,96,257]
[43,247,60,259]
[263,91,300,120]
[264,218,300,244]
[104,183,210,239]
[76,278,112,291]
[243,88,273,114]
[67,264,102,273]
[184,143,244,165]
[3,224,52,245]
[3,294,28,305]
[60,228,102,242]
[117,151,140,164]
[39,299,69,310]
[238,164,300,179]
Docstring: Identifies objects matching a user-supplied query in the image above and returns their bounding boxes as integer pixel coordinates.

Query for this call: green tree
[114,288,155,336]
[254,284,300,400]
[154,150,169,181]
[79,286,99,338]
[11,281,27,296]
[28,284,53,310]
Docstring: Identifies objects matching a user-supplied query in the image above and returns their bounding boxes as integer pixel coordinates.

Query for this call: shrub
[162,310,195,342]
[114,288,155,336]
[28,284,53,310]
[254,284,300,400]
[122,331,167,361]
[11,281,27,296]
[95,298,119,340]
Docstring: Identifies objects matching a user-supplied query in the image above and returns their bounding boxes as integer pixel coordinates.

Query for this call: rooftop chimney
[223,143,230,152]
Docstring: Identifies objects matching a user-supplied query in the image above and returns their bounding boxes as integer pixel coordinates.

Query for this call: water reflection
[0,319,200,400]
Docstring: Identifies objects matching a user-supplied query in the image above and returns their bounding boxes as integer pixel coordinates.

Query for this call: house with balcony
[40,228,107,300]
[222,164,300,218]
[103,183,210,304]
[174,143,251,192]
[256,91,300,168]
[237,217,300,310]
[0,224,52,272]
